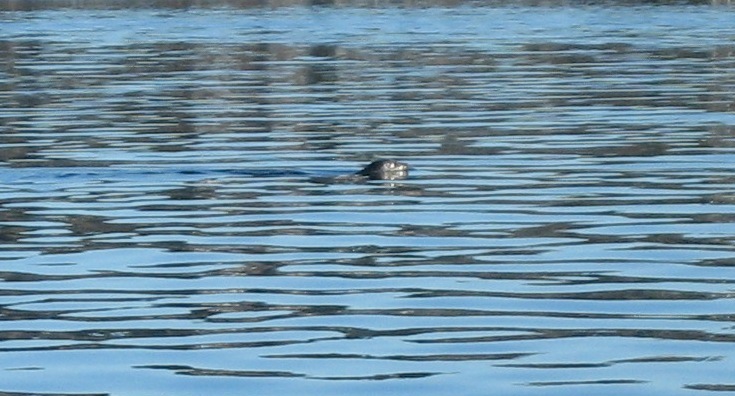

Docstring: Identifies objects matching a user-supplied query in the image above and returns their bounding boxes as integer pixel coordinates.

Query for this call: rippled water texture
[2,2,735,395]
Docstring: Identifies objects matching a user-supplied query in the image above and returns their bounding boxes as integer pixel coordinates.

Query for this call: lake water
[2,1,735,395]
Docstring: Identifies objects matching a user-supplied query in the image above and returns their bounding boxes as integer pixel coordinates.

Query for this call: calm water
[2,2,735,395]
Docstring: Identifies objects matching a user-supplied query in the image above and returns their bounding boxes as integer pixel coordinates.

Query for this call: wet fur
[356,159,409,180]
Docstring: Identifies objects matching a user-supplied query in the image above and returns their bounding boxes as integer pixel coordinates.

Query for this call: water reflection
[2,3,735,396]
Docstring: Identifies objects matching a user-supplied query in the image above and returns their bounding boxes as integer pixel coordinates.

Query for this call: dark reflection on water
[2,2,735,396]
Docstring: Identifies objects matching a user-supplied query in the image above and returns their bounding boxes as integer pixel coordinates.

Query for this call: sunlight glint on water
[2,2,735,396]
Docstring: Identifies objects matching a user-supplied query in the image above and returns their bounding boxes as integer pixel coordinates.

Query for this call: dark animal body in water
[356,159,409,180]
[2,160,410,187]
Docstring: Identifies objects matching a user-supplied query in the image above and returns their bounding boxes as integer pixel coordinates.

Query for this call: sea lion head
[356,159,409,180]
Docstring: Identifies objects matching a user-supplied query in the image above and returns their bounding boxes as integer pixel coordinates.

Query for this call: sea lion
[356,159,409,180]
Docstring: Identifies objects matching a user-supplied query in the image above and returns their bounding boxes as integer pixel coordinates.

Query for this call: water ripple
[2,3,735,396]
